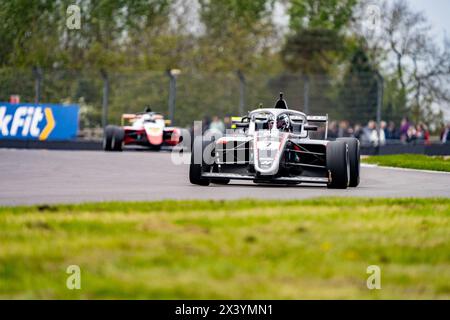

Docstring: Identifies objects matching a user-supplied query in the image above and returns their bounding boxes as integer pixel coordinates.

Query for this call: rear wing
[121,113,170,126]
[121,114,137,126]
[306,115,328,122]
[306,115,329,139]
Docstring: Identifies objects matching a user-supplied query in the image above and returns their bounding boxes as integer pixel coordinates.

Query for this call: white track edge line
[361,163,450,175]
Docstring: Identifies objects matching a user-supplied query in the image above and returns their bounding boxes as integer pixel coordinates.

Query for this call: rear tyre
[337,138,360,187]
[103,125,115,151]
[112,127,124,151]
[326,141,349,189]
[189,137,214,186]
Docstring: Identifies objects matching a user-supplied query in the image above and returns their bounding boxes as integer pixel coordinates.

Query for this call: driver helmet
[276,114,290,131]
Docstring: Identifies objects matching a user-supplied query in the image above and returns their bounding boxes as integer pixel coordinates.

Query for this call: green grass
[363,154,450,172]
[0,198,449,299]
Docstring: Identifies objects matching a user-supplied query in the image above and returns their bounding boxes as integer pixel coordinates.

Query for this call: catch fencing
[1,68,394,141]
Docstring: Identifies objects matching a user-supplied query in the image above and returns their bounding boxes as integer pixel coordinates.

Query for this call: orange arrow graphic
[39,108,55,140]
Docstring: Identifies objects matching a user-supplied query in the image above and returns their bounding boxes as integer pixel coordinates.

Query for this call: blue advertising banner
[0,103,79,141]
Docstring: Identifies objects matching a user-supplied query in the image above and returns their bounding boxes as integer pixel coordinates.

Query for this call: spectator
[441,123,450,143]
[338,120,351,137]
[209,115,225,134]
[223,114,232,131]
[379,121,387,146]
[378,122,386,146]
[385,121,399,140]
[415,122,430,144]
[202,116,211,134]
[362,120,385,146]
[407,125,417,143]
[423,123,430,144]
[360,120,375,145]
[400,117,410,143]
[353,123,363,140]
[328,121,338,139]
[380,120,387,139]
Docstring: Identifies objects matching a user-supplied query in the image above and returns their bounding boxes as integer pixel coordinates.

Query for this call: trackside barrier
[0,139,449,155]
[0,139,101,150]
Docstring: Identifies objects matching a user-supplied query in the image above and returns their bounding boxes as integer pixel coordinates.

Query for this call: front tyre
[326,141,349,189]
[189,138,212,186]
[103,125,115,151]
[112,127,124,151]
[336,138,360,187]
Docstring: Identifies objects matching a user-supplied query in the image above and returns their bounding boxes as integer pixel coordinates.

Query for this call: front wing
[202,172,329,184]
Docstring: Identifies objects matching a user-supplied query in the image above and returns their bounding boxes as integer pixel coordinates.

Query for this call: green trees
[0,0,60,67]
[0,0,171,69]
[337,48,378,123]
[282,0,356,74]
[289,0,356,31]
[197,0,277,72]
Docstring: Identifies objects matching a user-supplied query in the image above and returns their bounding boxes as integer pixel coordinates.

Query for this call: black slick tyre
[336,137,360,187]
[326,141,349,189]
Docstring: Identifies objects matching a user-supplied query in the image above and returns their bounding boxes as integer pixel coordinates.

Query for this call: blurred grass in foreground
[0,198,449,299]
[363,155,450,172]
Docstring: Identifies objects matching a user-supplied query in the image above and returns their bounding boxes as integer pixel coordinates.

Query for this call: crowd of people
[327,118,433,146]
[200,115,450,146]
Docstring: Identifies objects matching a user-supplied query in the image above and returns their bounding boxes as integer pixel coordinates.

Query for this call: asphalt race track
[0,149,449,206]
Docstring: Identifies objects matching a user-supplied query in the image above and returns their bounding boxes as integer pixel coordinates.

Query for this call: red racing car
[103,110,182,151]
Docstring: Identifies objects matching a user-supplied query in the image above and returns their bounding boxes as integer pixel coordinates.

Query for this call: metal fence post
[376,71,384,152]
[167,69,180,124]
[237,70,246,115]
[168,75,175,123]
[303,74,310,114]
[33,67,42,104]
[100,69,109,129]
